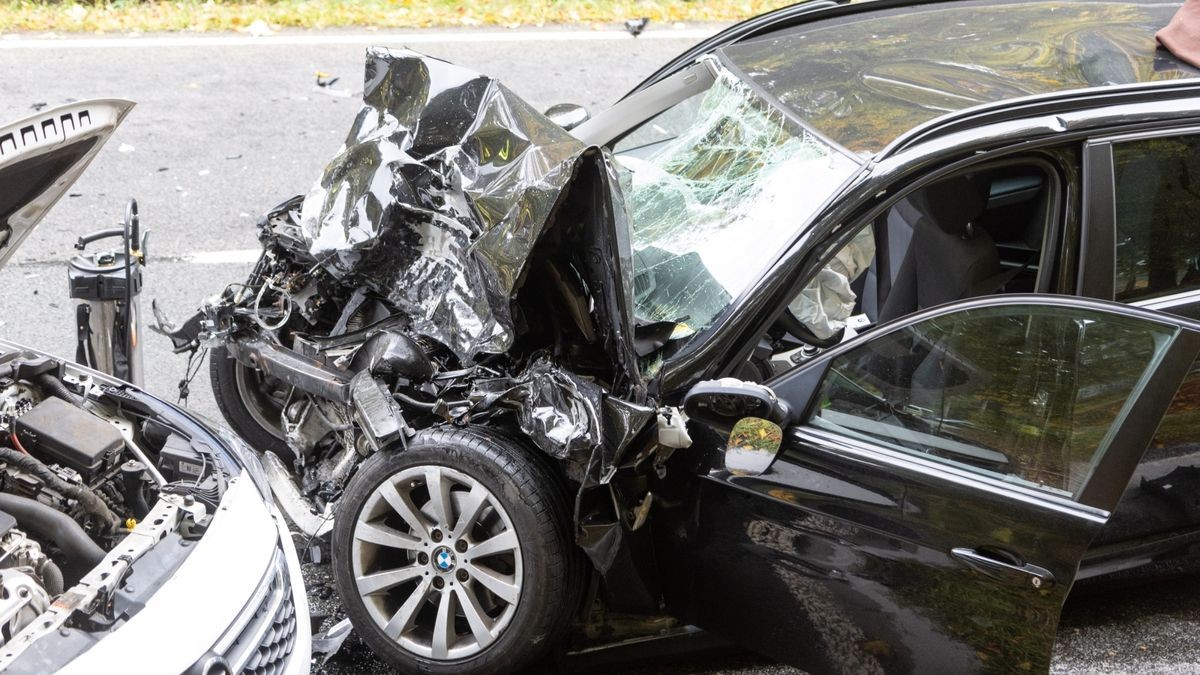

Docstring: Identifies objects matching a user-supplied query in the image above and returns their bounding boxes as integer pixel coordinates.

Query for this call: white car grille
[203,549,299,675]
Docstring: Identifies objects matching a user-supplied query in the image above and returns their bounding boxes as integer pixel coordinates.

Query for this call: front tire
[208,345,294,463]
[332,427,583,675]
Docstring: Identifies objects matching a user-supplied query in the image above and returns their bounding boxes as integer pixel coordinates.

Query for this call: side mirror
[683,378,792,429]
[725,417,783,476]
[543,103,591,131]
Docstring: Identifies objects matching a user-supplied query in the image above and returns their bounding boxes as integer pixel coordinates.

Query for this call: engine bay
[0,348,229,663]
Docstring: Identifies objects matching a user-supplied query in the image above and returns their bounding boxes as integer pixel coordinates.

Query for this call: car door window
[808,304,1176,498]
[761,162,1061,380]
[1114,134,1200,304]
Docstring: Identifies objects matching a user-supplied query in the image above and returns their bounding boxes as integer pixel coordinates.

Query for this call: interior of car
[753,160,1060,380]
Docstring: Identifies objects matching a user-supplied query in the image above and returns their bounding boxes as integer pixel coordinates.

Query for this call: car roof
[721,0,1200,155]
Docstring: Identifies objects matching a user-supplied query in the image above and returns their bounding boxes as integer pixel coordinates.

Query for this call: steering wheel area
[776,308,846,349]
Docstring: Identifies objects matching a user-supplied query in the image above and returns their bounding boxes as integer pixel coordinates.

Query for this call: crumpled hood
[300,48,637,380]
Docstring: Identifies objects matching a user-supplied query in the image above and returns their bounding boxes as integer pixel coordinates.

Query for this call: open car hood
[300,49,641,390]
[0,100,134,269]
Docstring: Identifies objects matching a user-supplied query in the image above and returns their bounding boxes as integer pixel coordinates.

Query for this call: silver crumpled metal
[299,47,590,362]
[471,357,604,463]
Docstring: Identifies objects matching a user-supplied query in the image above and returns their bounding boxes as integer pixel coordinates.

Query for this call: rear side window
[808,305,1175,499]
[1114,134,1200,303]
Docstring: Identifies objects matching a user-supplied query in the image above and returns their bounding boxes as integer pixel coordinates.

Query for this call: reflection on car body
[148,0,1200,673]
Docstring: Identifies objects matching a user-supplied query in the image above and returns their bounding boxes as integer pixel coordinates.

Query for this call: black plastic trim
[1079,141,1116,299]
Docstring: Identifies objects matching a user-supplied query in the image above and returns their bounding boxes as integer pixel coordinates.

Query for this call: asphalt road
[1,26,1197,674]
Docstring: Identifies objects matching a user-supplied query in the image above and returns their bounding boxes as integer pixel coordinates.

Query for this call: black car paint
[654,296,1200,672]
[131,1,1200,671]
[577,0,1200,671]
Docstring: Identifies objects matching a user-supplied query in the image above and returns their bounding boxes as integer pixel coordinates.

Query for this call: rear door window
[1113,133,1200,305]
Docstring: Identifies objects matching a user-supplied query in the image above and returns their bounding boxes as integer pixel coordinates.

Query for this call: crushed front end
[160,47,698,663]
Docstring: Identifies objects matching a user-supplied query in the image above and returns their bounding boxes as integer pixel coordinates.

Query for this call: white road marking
[185,249,261,264]
[0,28,717,50]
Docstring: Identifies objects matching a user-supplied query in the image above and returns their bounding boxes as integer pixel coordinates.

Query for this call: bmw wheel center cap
[434,546,456,572]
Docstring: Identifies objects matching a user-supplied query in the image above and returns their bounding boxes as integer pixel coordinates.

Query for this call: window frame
[762,153,1070,378]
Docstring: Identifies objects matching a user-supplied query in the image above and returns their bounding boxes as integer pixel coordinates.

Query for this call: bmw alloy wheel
[349,465,523,660]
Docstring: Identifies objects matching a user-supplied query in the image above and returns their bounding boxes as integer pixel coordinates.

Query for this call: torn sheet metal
[300,47,594,362]
[561,152,644,396]
[472,358,604,463]
[603,397,657,471]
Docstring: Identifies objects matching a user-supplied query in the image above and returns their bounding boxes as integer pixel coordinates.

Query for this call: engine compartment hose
[39,559,64,596]
[0,447,120,531]
[0,493,105,569]
[392,391,436,410]
[35,374,85,407]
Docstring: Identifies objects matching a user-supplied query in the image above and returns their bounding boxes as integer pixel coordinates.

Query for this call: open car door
[658,295,1199,674]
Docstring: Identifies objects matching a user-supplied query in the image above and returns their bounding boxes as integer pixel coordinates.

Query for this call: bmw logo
[433,546,456,572]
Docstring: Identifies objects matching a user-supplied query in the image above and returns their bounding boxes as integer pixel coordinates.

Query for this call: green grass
[0,0,796,33]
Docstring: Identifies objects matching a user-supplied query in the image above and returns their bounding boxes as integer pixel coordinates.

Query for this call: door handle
[951,547,1056,589]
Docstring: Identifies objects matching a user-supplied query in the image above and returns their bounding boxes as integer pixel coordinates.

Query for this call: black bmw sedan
[180,0,1200,673]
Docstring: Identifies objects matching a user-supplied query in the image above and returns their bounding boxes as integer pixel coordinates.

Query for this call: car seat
[877,175,1002,323]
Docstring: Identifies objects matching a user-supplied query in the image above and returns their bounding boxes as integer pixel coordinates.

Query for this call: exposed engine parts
[0,350,228,656]
[14,397,124,483]
[0,504,62,627]
[0,569,51,643]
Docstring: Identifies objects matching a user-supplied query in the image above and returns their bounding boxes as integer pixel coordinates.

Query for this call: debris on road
[314,71,339,88]
[312,618,354,667]
[240,18,276,37]
[314,70,351,98]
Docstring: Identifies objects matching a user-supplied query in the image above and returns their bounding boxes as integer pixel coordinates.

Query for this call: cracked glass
[614,67,860,343]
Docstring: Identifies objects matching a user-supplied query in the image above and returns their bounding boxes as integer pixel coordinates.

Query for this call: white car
[0,100,310,674]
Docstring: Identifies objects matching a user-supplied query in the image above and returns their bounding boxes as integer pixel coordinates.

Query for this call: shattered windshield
[614,67,861,340]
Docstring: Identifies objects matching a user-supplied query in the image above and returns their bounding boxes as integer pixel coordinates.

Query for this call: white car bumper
[56,477,311,675]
